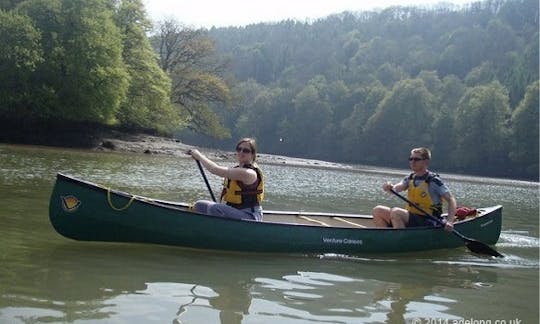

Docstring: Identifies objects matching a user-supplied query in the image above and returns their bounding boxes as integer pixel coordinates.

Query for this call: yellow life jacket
[405,173,442,217]
[221,165,264,207]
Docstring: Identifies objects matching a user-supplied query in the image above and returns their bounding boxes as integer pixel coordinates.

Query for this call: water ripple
[433,255,539,269]
[498,231,540,248]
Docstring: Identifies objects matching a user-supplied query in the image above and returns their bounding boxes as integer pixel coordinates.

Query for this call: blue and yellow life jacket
[221,164,264,208]
[405,172,443,217]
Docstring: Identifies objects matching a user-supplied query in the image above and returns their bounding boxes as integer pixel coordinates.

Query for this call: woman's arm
[189,149,257,184]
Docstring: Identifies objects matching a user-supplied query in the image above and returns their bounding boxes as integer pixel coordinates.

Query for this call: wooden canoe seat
[298,215,330,227]
[332,217,367,228]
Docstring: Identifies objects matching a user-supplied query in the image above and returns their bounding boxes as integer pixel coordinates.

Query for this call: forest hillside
[189,0,538,180]
[0,0,538,180]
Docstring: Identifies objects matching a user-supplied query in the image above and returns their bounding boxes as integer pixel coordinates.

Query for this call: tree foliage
[113,0,181,133]
[152,19,233,138]
[15,0,130,122]
[363,79,436,164]
[0,9,43,117]
[453,81,512,174]
[0,0,538,180]
[201,0,538,180]
[0,0,207,135]
[509,81,539,175]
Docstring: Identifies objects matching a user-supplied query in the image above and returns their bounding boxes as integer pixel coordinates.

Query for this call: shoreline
[95,133,361,171]
[92,134,538,187]
[2,132,536,186]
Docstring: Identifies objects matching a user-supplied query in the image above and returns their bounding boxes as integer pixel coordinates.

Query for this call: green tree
[438,26,487,78]
[417,70,443,97]
[453,81,511,174]
[464,61,496,86]
[375,63,405,88]
[341,82,387,161]
[18,0,129,123]
[113,0,180,133]
[154,19,233,138]
[0,0,21,10]
[484,18,517,63]
[363,78,436,165]
[233,80,292,152]
[278,76,333,157]
[431,75,465,166]
[0,9,43,118]
[497,51,533,108]
[509,81,539,179]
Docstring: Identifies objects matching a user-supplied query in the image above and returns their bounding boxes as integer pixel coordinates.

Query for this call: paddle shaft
[389,188,503,257]
[196,160,217,202]
[390,188,472,239]
[390,188,447,227]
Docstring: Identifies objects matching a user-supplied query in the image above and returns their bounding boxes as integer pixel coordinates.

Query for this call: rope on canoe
[107,188,135,211]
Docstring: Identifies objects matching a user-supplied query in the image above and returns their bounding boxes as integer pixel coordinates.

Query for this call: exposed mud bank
[95,133,357,171]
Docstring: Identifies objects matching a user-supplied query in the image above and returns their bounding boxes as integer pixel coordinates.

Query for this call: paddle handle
[196,160,217,202]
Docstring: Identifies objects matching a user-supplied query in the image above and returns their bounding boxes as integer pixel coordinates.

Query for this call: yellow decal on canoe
[61,195,81,212]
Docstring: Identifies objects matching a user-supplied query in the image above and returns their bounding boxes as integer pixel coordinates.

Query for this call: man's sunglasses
[408,157,425,161]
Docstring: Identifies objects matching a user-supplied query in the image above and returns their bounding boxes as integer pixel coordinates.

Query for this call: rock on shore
[95,133,354,171]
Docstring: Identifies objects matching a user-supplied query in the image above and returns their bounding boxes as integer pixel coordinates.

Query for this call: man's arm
[442,192,457,231]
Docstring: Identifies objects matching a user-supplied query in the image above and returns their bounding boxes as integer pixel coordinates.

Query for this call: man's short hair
[411,147,431,160]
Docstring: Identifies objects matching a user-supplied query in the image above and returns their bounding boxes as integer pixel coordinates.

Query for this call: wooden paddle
[390,189,503,258]
[195,160,217,202]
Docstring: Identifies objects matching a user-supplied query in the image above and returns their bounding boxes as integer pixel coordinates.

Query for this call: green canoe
[49,173,503,255]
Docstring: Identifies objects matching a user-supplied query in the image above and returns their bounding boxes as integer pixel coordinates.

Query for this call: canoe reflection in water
[2,244,499,323]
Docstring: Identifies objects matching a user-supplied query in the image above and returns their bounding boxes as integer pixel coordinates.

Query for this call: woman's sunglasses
[236,147,252,154]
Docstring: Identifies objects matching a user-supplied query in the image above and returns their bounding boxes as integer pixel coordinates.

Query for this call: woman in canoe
[188,138,264,221]
[372,147,457,230]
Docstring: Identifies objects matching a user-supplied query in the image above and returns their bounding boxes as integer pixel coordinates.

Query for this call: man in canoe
[372,147,457,230]
[188,138,264,221]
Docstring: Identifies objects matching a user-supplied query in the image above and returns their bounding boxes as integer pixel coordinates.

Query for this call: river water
[0,144,538,324]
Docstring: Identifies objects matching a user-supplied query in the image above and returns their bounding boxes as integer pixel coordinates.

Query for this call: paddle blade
[465,240,504,258]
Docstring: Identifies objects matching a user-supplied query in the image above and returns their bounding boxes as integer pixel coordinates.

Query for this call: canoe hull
[49,173,503,254]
